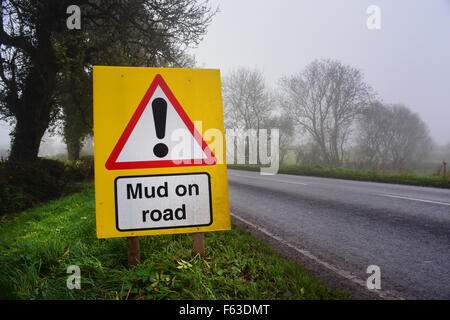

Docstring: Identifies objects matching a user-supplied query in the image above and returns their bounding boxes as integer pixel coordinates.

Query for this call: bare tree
[387,105,432,170]
[222,68,274,164]
[279,59,373,167]
[355,101,392,168]
[356,103,432,171]
[222,67,272,131]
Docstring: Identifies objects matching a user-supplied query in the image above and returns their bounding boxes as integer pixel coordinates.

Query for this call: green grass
[228,164,450,189]
[0,182,347,300]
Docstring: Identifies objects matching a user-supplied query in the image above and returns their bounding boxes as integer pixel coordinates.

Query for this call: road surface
[227,169,450,299]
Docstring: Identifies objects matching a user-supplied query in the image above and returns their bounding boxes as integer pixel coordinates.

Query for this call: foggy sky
[191,0,450,145]
[0,0,449,150]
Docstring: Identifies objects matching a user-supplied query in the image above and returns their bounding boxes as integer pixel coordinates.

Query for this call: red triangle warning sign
[105,74,217,170]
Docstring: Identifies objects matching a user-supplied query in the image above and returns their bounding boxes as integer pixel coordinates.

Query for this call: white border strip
[380,194,450,206]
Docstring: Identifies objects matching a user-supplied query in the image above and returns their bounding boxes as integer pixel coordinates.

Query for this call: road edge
[231,212,405,300]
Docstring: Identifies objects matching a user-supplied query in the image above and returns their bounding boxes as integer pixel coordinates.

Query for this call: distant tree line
[222,59,442,172]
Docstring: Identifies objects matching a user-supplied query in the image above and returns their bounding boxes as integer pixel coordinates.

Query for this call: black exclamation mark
[152,98,169,158]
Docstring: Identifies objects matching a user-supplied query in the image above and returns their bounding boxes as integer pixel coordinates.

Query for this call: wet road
[228,169,450,299]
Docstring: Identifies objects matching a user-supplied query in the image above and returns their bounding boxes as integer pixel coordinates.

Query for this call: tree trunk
[67,138,82,161]
[8,76,55,162]
[8,112,46,162]
[7,7,58,163]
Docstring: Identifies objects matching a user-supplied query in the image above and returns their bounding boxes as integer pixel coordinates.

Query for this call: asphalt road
[227,169,450,299]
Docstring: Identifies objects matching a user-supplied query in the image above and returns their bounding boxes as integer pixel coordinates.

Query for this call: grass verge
[228,164,450,189]
[0,182,348,300]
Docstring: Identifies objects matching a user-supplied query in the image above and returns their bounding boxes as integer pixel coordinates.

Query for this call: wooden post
[127,236,140,268]
[192,232,205,255]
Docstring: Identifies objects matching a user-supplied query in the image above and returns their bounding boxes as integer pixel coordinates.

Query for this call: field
[0,182,347,300]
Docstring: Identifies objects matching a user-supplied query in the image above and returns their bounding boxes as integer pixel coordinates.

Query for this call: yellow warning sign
[93,66,230,239]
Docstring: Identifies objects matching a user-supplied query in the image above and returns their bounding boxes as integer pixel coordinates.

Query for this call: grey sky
[1,0,449,150]
[190,0,450,144]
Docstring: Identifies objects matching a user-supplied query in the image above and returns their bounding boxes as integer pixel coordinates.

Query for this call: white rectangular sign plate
[114,173,212,231]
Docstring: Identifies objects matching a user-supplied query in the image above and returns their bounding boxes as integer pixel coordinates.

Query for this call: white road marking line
[380,194,450,206]
[230,212,402,300]
[228,173,308,186]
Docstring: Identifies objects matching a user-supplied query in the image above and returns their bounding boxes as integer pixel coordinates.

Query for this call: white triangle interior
[116,86,207,163]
